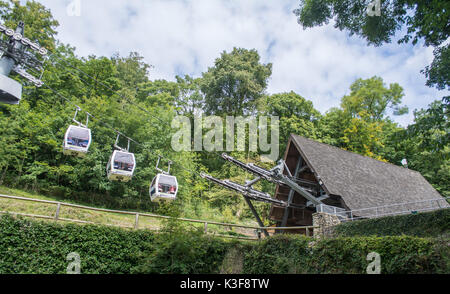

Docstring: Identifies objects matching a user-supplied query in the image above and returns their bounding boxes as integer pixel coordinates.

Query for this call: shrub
[0,214,154,274]
[243,234,311,274]
[308,236,448,274]
[0,215,448,274]
[131,218,234,274]
[334,209,450,238]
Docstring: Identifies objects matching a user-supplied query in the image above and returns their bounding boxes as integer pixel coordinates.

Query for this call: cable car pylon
[0,21,47,104]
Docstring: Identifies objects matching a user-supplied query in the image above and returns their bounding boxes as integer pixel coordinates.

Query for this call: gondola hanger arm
[72,107,89,128]
[113,133,130,152]
[155,155,172,175]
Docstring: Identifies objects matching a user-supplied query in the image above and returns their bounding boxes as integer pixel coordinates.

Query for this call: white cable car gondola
[63,108,92,157]
[150,157,178,202]
[107,135,136,182]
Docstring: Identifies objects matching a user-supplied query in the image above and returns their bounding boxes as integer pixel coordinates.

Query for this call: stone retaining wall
[312,212,341,238]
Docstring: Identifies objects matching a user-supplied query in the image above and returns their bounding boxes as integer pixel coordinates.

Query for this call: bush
[243,234,311,274]
[242,234,449,274]
[334,209,450,238]
[0,215,448,274]
[308,236,449,274]
[131,218,237,274]
[0,214,155,274]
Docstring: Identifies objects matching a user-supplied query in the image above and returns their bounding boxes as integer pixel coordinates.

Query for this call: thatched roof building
[270,135,449,226]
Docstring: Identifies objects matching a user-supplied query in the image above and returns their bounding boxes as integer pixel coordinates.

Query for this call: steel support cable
[37,51,274,181]
[24,49,296,197]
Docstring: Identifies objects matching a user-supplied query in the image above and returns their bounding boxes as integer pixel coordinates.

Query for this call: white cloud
[39,0,448,126]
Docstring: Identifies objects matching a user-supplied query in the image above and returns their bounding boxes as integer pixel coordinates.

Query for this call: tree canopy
[201,48,272,116]
[294,0,450,90]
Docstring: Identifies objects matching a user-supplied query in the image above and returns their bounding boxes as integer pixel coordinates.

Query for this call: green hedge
[0,214,155,274]
[0,215,448,274]
[334,208,450,238]
[242,234,449,274]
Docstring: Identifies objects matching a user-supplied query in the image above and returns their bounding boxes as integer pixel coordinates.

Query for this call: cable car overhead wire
[46,50,166,124]
[2,22,328,231]
[20,63,204,179]
[21,45,295,188]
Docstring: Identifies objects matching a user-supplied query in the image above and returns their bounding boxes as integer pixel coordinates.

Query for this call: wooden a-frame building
[269,134,449,227]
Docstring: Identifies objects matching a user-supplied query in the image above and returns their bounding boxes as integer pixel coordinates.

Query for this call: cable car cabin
[107,150,136,182]
[150,174,178,202]
[63,125,92,157]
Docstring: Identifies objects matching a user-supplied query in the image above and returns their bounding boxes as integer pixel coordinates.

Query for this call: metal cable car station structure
[0,22,46,104]
[201,153,327,237]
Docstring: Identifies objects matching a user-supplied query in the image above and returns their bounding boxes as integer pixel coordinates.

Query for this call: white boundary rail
[0,194,317,240]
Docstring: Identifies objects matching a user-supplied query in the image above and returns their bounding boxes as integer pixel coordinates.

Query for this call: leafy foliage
[1,215,447,274]
[201,48,272,116]
[294,0,450,47]
[260,91,321,154]
[422,44,450,90]
[132,220,233,274]
[294,0,450,89]
[243,233,448,274]
[319,76,406,160]
[307,235,448,274]
[334,208,450,238]
[394,97,450,196]
[0,215,154,274]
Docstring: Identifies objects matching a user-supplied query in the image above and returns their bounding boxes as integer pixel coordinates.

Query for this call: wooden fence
[0,194,317,240]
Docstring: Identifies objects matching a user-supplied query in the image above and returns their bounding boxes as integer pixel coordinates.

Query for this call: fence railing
[318,197,449,221]
[0,194,317,240]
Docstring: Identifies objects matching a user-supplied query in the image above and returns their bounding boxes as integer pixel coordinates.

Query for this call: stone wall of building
[312,212,341,238]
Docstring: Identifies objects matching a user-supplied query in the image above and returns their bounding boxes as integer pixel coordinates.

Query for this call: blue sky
[38,0,449,126]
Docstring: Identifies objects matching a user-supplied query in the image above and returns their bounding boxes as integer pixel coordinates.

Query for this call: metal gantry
[0,21,47,104]
[201,153,328,236]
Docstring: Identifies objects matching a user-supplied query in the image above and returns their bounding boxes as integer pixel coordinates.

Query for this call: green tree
[260,91,321,153]
[399,97,449,196]
[422,44,450,90]
[341,76,408,121]
[113,52,151,90]
[201,47,272,116]
[0,0,59,50]
[174,75,204,117]
[293,0,450,89]
[319,76,407,160]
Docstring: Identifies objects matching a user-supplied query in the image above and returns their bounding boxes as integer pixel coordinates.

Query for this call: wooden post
[280,158,303,231]
[305,227,310,237]
[55,203,61,220]
[204,222,208,234]
[256,229,262,240]
[135,213,139,229]
[243,196,269,237]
